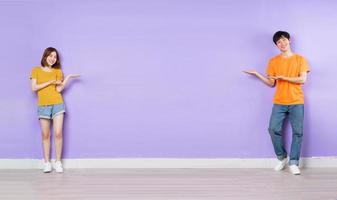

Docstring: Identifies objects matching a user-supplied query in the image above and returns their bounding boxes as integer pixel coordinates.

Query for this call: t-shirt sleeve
[266,59,275,76]
[56,69,63,81]
[300,57,310,73]
[30,68,37,80]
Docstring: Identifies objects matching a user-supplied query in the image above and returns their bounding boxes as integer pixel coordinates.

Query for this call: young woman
[30,47,79,173]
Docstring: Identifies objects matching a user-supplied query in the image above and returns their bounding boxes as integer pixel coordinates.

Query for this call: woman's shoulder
[31,66,42,74]
[32,66,42,71]
[53,68,63,74]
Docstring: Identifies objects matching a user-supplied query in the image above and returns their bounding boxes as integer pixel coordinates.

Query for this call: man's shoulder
[269,54,306,61]
[268,54,281,65]
[293,54,307,60]
[270,54,282,60]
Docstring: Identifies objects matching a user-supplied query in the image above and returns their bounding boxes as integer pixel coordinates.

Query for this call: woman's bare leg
[39,119,51,162]
[53,114,64,161]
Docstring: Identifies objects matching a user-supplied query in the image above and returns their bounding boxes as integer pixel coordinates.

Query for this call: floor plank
[0,168,337,200]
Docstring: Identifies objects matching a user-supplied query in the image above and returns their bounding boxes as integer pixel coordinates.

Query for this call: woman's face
[46,51,57,67]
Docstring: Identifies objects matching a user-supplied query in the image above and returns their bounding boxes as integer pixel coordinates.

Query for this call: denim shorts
[38,103,66,119]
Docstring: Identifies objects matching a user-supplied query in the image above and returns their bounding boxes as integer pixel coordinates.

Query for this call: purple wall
[1,0,337,159]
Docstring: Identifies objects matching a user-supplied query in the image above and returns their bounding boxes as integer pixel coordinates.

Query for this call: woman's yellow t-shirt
[266,54,310,105]
[30,67,64,106]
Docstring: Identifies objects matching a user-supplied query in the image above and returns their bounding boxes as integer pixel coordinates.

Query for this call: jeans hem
[289,160,299,166]
[277,155,287,161]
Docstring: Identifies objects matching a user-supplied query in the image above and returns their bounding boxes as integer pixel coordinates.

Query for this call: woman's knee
[41,131,50,140]
[54,131,63,140]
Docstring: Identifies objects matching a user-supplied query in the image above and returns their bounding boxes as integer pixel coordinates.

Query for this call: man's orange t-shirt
[266,54,310,105]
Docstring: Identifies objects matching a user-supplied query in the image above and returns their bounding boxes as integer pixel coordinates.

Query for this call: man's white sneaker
[274,158,288,171]
[289,165,301,175]
[43,161,52,173]
[54,161,64,173]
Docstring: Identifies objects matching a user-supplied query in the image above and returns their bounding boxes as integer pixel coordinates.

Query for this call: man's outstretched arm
[243,70,275,87]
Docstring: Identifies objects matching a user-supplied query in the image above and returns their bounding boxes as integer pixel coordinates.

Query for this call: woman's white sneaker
[43,161,52,173]
[54,161,64,173]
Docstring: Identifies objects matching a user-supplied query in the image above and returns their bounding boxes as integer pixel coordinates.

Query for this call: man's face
[276,36,291,52]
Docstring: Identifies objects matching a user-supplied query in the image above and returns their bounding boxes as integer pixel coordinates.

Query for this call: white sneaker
[43,161,52,173]
[289,165,301,175]
[274,158,288,171]
[54,161,64,173]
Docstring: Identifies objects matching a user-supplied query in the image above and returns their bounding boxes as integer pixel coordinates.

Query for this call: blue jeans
[268,104,304,166]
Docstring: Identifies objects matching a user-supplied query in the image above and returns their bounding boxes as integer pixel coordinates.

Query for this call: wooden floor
[0,168,337,200]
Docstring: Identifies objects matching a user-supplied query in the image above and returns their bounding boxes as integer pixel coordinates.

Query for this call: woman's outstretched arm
[56,74,80,92]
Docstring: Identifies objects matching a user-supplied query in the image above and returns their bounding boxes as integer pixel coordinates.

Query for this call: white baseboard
[1,157,337,169]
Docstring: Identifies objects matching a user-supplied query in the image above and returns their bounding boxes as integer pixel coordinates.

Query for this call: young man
[243,31,310,175]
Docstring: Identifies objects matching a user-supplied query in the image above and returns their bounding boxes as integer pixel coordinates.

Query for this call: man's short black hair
[273,31,290,45]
